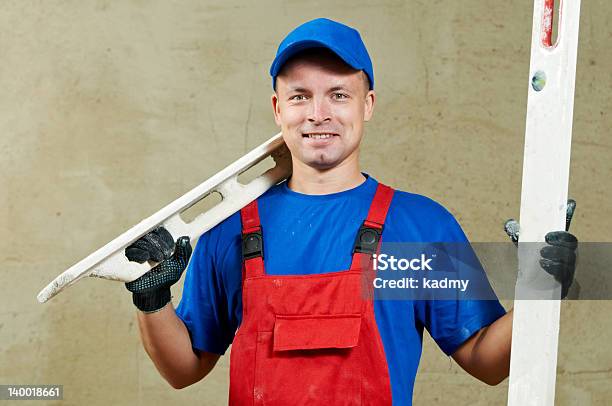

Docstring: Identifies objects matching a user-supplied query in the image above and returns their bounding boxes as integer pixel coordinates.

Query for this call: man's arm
[451,309,513,386]
[452,213,579,385]
[124,227,221,389]
[136,304,220,389]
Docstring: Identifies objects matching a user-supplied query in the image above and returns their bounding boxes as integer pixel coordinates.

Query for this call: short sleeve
[415,204,507,356]
[175,219,242,355]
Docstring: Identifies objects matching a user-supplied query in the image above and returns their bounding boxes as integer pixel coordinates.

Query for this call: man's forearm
[136,304,219,389]
[452,309,513,385]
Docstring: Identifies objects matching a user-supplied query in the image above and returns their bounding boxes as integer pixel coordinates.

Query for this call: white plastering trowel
[37,133,291,303]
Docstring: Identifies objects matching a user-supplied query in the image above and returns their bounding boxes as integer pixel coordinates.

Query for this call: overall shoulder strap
[350,183,395,270]
[240,200,265,278]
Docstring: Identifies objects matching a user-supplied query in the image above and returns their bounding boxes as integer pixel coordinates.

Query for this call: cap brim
[270,39,364,78]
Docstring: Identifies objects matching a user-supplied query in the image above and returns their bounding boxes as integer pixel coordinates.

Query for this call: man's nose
[307,98,331,124]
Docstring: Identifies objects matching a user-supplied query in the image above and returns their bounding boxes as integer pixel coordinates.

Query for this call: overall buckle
[353,224,382,255]
[242,228,264,260]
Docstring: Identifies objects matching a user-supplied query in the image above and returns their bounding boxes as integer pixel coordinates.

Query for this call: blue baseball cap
[270,18,374,90]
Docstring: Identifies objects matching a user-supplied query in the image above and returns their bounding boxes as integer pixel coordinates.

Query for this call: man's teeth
[306,133,334,139]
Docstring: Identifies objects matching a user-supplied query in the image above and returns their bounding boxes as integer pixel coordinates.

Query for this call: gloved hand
[124,227,192,313]
[504,199,578,299]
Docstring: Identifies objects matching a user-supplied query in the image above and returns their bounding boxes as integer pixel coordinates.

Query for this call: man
[124,18,577,405]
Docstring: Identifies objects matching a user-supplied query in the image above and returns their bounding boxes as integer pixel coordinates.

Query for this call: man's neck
[287,155,366,195]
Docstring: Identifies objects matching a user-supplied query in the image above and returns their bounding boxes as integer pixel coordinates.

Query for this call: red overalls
[229,183,395,405]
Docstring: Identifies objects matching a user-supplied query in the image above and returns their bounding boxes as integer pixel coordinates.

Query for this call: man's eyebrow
[329,85,351,93]
[286,87,310,93]
[284,85,353,93]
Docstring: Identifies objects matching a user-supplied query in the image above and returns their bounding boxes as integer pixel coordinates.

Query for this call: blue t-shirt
[176,174,506,405]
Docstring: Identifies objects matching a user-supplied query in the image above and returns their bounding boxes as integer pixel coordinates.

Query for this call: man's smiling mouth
[302,132,340,139]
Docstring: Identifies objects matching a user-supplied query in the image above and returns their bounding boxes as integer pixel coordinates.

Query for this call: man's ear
[271,93,282,126]
[363,90,376,122]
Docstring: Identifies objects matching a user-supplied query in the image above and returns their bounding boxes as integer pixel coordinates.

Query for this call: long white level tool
[37,133,291,303]
[508,0,581,405]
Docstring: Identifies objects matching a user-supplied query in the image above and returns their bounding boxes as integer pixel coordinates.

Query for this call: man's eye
[332,93,349,100]
[290,95,307,101]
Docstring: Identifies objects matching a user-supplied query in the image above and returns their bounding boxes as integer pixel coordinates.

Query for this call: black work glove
[504,199,578,299]
[124,227,192,313]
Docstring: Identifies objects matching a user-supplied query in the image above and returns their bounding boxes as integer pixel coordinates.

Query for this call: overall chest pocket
[253,314,364,406]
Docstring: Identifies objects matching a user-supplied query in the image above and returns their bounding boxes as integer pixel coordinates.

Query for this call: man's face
[272,52,375,170]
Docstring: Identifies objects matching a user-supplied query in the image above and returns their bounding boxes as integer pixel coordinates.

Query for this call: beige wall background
[1,0,610,405]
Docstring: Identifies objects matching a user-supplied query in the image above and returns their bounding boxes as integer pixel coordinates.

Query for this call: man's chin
[304,157,342,171]
[298,148,355,170]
